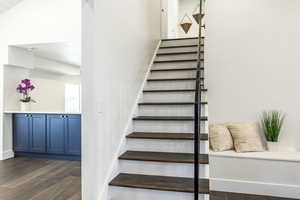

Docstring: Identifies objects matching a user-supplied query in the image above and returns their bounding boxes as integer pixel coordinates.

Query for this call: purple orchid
[16,79,36,103]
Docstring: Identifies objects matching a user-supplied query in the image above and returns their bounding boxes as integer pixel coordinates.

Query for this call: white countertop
[4,110,81,115]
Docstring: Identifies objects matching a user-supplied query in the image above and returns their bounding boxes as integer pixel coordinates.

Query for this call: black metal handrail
[194,0,204,199]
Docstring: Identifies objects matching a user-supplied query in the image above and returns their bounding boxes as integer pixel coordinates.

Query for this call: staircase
[108,37,209,200]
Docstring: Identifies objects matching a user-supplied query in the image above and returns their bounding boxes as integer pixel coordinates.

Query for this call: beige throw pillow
[227,122,266,153]
[209,124,234,152]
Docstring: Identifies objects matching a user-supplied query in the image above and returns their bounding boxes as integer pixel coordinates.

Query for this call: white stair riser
[161,39,199,46]
[109,187,208,200]
[149,70,196,79]
[155,54,198,61]
[126,139,209,153]
[133,120,208,133]
[145,80,195,90]
[152,62,198,70]
[138,105,207,117]
[119,160,209,178]
[158,47,201,54]
[142,92,207,102]
[133,120,209,132]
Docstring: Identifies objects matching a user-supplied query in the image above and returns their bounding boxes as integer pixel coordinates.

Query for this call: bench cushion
[228,122,266,153]
[209,124,234,152]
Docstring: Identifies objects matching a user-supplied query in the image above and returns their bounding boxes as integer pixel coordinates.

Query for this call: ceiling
[0,0,23,14]
[16,42,81,67]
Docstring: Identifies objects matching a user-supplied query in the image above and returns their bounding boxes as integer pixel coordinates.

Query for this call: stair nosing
[143,89,207,93]
[109,173,210,194]
[138,102,208,105]
[156,51,201,56]
[147,78,200,81]
[127,132,209,141]
[150,67,203,72]
[160,44,203,49]
[161,37,204,41]
[154,59,203,64]
[133,116,208,121]
[119,151,209,164]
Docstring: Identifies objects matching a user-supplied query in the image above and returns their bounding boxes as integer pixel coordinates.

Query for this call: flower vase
[267,141,280,152]
[20,102,31,112]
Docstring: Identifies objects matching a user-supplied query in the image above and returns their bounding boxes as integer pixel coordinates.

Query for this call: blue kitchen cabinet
[29,114,46,153]
[13,113,81,160]
[47,114,66,154]
[13,114,30,152]
[65,115,81,156]
[47,114,81,156]
[13,114,46,153]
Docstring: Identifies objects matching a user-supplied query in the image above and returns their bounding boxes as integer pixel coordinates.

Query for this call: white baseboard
[1,150,14,160]
[210,178,300,199]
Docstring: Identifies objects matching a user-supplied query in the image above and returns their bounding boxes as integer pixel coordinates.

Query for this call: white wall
[82,0,161,199]
[161,0,179,38]
[0,0,81,159]
[4,65,81,112]
[207,0,300,152]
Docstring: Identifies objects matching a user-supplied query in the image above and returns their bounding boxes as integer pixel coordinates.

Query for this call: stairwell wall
[206,0,300,195]
[82,0,161,199]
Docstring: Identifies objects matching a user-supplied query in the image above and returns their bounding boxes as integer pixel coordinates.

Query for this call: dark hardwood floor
[0,157,81,200]
[211,191,298,200]
[0,158,296,200]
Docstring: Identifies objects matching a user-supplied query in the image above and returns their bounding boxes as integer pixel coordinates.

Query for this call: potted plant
[16,79,36,111]
[261,111,285,152]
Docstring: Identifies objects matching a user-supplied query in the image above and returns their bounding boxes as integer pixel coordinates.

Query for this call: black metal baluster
[194,0,204,199]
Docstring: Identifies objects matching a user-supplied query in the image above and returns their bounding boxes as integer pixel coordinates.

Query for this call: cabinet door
[29,114,46,153]
[47,115,65,154]
[65,115,81,155]
[13,114,30,152]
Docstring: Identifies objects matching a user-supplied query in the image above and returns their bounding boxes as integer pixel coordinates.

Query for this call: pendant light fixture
[180,14,193,34]
[192,4,204,24]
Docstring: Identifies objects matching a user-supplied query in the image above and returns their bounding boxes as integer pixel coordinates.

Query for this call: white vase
[267,142,280,152]
[20,102,31,112]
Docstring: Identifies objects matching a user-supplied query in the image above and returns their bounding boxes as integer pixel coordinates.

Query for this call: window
[65,84,81,113]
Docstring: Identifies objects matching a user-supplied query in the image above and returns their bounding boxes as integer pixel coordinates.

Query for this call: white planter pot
[267,142,280,152]
[20,102,31,112]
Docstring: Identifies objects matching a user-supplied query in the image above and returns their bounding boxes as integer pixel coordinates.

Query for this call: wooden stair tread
[138,102,208,105]
[119,151,209,164]
[161,37,204,41]
[160,45,203,49]
[157,51,201,56]
[133,116,208,121]
[154,59,203,63]
[151,68,202,72]
[127,132,208,141]
[143,89,207,92]
[147,78,201,81]
[109,173,210,194]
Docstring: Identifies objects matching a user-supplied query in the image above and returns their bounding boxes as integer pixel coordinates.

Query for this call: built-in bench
[209,150,300,199]
[210,150,300,162]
